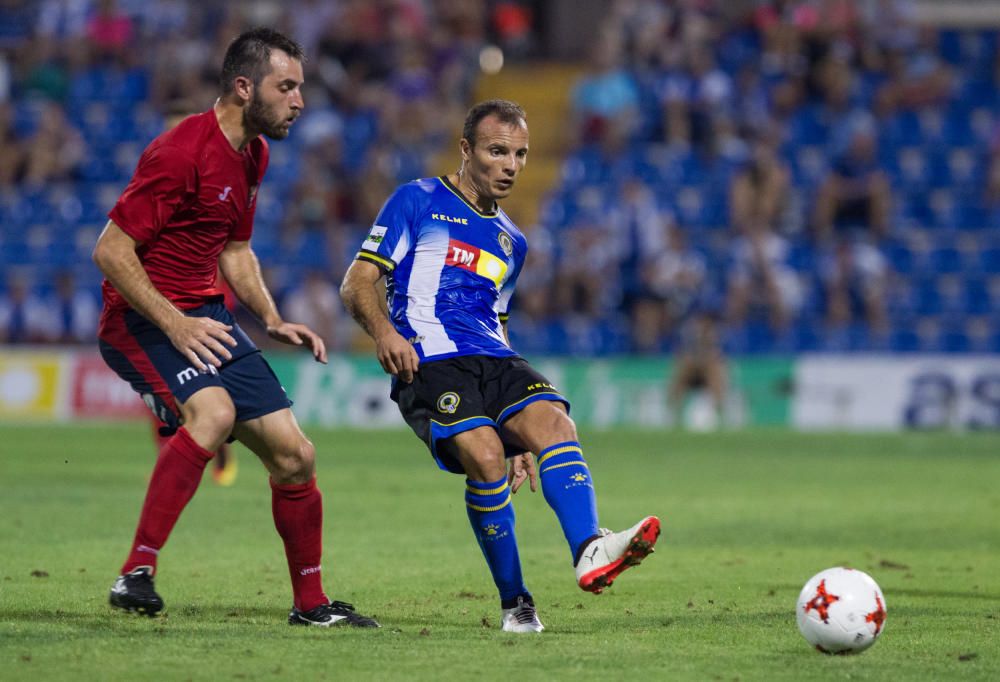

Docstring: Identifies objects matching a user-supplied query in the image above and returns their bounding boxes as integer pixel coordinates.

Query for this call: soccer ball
[796,567,886,654]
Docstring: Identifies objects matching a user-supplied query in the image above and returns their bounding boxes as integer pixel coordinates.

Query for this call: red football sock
[271,477,328,611]
[121,427,214,575]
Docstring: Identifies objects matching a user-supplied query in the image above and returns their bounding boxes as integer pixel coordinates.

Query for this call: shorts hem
[496,392,570,424]
[429,416,496,473]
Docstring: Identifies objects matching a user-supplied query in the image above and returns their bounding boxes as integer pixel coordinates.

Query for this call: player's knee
[272,438,316,483]
[184,398,236,445]
[461,445,506,482]
[547,404,578,442]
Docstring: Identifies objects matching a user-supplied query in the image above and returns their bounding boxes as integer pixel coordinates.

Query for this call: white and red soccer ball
[796,567,887,654]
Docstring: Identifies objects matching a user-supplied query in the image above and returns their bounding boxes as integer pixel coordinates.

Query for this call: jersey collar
[438,176,499,218]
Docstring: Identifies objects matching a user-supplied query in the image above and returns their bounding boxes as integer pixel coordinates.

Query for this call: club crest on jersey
[498,232,513,256]
[437,392,460,414]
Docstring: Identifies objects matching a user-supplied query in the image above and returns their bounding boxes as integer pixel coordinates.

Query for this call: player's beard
[245,91,291,140]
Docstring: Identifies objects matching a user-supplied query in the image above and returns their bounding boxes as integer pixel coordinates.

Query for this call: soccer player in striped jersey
[341,99,661,632]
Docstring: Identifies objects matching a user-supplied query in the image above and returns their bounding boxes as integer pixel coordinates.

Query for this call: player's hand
[165,316,237,372]
[508,452,537,494]
[375,330,420,382]
[267,321,328,364]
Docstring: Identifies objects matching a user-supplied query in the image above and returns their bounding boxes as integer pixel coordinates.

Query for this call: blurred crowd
[512,0,1000,355]
[0,0,528,348]
[1,0,999,355]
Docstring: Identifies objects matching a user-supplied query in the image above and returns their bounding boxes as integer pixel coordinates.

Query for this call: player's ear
[459,138,471,163]
[233,75,253,104]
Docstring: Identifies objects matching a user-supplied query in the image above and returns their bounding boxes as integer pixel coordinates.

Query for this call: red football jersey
[100,109,268,325]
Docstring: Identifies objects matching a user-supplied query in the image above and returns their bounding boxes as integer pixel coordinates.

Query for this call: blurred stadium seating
[0,1,998,356]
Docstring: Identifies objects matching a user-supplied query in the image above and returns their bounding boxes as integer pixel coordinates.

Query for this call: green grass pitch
[1,423,998,681]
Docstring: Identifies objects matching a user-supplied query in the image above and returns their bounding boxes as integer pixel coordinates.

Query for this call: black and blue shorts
[392,354,569,474]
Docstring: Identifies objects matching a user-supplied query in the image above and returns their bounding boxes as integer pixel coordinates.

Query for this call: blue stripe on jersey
[357,177,527,361]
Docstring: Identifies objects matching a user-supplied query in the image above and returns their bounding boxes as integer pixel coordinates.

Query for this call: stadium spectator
[19,101,86,187]
[667,308,728,430]
[726,136,803,330]
[553,208,624,319]
[92,28,378,628]
[571,27,640,143]
[38,270,99,344]
[0,270,51,344]
[282,269,349,352]
[0,101,21,187]
[813,116,890,330]
[86,0,134,62]
[341,99,660,634]
[633,220,706,352]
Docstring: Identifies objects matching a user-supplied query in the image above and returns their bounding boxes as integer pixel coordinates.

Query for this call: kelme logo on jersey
[445,238,508,286]
[498,232,513,256]
[363,225,388,251]
[437,392,461,414]
[432,212,469,225]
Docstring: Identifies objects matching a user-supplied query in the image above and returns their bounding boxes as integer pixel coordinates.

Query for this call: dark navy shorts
[392,354,569,474]
[99,298,292,435]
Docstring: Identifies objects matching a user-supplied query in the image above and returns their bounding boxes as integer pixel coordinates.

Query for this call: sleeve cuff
[356,250,395,272]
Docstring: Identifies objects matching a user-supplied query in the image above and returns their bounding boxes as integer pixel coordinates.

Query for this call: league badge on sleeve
[363,225,388,251]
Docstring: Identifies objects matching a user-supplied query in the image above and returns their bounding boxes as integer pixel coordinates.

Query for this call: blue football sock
[465,476,529,603]
[538,441,600,561]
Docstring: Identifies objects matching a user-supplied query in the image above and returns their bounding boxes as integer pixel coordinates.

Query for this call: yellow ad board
[0,352,62,418]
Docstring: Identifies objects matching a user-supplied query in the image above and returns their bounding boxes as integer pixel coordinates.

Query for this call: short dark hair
[462,99,527,149]
[220,27,305,94]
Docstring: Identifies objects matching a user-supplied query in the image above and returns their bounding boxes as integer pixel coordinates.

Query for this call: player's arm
[218,239,327,363]
[340,259,420,383]
[92,220,236,371]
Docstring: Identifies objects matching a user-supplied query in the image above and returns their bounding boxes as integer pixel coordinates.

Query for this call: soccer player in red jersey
[92,28,378,628]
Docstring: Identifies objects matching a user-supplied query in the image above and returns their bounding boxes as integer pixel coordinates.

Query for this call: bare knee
[547,406,578,442]
[269,438,316,485]
[182,394,236,451]
[451,427,506,482]
[528,403,578,444]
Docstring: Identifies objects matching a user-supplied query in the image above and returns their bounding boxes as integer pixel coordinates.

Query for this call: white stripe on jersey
[390,227,411,266]
[405,229,457,356]
[493,281,515,341]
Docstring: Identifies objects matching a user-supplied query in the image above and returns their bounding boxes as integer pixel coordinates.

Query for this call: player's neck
[449,172,496,214]
[214,99,256,152]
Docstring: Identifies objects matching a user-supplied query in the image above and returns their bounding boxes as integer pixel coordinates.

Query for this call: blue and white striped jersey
[355,176,527,361]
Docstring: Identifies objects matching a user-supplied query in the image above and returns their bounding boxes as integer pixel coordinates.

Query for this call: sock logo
[299,565,322,576]
[570,472,588,483]
[481,524,509,542]
[136,545,160,556]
